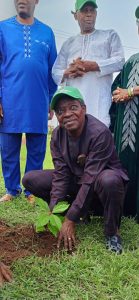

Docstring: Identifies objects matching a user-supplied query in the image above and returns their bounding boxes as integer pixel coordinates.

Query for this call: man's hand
[81,60,100,72]
[69,58,100,73]
[0,262,13,287]
[63,56,100,81]
[0,103,3,123]
[57,217,76,252]
[62,65,85,81]
[62,57,86,81]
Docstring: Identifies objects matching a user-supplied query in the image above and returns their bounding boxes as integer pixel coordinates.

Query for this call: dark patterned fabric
[110,53,139,220]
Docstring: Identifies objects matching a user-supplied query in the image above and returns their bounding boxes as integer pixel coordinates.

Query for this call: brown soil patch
[0,221,57,265]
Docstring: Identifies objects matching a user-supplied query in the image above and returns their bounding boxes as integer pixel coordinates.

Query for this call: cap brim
[51,93,67,110]
[51,91,85,110]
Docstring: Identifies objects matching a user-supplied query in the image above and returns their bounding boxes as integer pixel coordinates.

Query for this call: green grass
[0,134,139,299]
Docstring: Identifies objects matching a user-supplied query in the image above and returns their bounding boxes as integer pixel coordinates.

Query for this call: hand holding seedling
[35,199,77,252]
[35,199,71,234]
[57,217,75,252]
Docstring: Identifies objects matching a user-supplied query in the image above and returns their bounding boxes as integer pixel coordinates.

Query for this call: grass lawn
[0,134,139,299]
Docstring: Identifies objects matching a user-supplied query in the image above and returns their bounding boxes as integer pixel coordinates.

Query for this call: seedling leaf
[36,225,45,233]
[47,223,59,237]
[52,201,70,214]
[35,213,50,228]
[34,200,69,237]
[36,198,50,211]
[49,214,62,231]
[57,215,65,223]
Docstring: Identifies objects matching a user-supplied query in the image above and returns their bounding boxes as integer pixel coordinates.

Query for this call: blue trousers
[0,133,47,196]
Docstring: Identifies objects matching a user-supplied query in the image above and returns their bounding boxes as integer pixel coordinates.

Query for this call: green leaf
[35,213,50,228]
[47,223,59,237]
[49,214,62,231]
[35,198,50,211]
[57,215,65,223]
[36,225,45,233]
[52,201,70,214]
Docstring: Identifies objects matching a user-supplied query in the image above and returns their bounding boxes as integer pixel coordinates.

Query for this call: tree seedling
[35,198,70,237]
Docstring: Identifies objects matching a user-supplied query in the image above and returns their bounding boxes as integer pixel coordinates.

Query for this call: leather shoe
[0,194,13,203]
[26,194,35,204]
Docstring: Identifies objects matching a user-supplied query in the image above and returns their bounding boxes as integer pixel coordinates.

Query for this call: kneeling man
[22,86,128,254]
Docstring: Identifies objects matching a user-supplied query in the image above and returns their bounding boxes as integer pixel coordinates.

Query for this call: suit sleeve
[66,129,114,221]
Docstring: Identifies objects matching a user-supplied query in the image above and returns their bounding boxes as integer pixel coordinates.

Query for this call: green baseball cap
[50,86,85,110]
[135,7,139,19]
[75,0,98,11]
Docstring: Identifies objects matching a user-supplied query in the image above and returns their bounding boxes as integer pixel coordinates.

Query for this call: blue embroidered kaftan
[0,17,57,133]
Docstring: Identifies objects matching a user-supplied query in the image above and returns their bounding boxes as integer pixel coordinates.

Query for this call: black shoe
[106,235,122,254]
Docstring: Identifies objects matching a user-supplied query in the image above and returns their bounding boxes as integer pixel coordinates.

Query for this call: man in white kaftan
[52,0,124,126]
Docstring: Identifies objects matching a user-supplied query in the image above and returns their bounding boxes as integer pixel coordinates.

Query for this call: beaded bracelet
[127,87,134,97]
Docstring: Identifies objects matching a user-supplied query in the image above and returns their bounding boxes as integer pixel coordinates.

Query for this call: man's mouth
[63,119,76,126]
[85,20,92,24]
[18,2,26,8]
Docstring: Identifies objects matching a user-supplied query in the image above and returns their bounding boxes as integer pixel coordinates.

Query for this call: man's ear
[82,105,86,114]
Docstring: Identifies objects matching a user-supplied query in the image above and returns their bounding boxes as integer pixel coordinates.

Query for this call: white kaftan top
[52,29,125,126]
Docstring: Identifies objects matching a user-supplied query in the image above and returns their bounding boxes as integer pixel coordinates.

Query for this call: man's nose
[86,10,93,16]
[64,109,72,117]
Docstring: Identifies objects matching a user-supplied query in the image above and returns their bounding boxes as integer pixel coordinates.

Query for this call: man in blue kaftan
[0,0,57,203]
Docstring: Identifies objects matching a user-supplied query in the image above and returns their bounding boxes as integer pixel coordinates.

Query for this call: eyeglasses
[55,104,82,116]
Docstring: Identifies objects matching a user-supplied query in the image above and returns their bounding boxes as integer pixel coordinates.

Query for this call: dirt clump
[0,221,57,265]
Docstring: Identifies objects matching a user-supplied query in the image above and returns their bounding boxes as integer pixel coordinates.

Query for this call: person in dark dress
[110,7,139,221]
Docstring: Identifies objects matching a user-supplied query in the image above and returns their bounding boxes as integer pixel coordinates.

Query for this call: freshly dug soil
[0,221,57,265]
